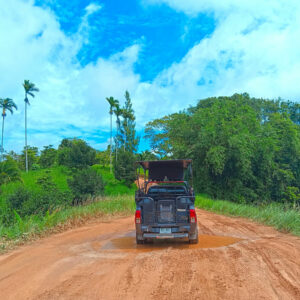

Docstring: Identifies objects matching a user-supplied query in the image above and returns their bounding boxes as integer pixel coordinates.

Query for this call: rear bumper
[136,223,197,241]
[143,232,188,239]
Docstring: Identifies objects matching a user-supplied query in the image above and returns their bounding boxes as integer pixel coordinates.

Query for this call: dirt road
[0,210,300,300]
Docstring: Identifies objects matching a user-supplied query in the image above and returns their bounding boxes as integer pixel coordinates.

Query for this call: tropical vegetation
[0,90,299,251]
[23,80,39,172]
[145,93,300,206]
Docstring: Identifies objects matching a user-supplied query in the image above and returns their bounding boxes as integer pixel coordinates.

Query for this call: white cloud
[142,0,300,102]
[0,0,140,153]
[85,3,102,16]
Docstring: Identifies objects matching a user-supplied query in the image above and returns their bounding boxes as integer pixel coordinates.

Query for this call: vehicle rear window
[148,186,186,194]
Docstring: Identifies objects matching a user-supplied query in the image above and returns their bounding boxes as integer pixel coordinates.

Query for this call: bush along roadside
[195,194,300,236]
[1,172,72,226]
[68,167,105,204]
[0,195,135,252]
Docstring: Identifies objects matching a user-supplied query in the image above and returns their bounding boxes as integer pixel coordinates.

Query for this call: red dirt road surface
[0,209,300,300]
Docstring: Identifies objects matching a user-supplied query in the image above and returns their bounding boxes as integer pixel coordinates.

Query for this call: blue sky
[0,0,299,153]
[36,0,215,81]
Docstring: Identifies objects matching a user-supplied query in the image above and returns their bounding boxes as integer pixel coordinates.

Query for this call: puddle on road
[101,235,242,252]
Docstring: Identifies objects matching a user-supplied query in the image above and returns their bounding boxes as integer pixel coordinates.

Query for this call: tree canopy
[145,93,300,205]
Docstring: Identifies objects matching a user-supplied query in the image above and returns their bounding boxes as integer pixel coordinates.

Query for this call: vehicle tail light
[135,210,141,224]
[189,209,197,223]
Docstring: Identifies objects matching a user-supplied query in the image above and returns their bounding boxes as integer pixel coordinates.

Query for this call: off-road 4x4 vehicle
[135,160,198,244]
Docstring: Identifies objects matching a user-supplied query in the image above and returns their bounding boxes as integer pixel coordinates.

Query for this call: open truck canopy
[134,159,198,244]
[136,159,192,181]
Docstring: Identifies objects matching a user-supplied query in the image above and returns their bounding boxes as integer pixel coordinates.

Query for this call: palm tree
[23,80,39,172]
[0,98,17,161]
[113,104,123,162]
[106,97,119,173]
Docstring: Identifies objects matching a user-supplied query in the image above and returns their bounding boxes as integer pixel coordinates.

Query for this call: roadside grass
[1,190,299,253]
[0,195,135,253]
[195,194,300,236]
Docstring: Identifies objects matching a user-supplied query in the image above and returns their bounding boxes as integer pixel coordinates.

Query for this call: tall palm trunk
[115,124,118,162]
[110,112,112,173]
[25,100,28,172]
[1,114,4,162]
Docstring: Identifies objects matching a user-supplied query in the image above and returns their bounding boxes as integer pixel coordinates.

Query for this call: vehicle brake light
[189,209,197,223]
[135,210,141,224]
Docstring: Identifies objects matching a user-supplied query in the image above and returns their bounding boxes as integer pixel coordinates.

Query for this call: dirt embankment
[0,209,300,300]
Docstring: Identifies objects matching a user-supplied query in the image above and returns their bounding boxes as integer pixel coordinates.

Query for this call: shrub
[31,163,41,171]
[8,186,31,213]
[113,150,136,187]
[0,158,21,185]
[68,168,105,204]
[7,174,72,217]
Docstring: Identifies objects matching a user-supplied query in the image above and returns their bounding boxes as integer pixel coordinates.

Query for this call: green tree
[137,150,158,161]
[23,80,39,172]
[121,91,139,153]
[113,150,136,187]
[57,138,97,169]
[145,115,173,158]
[106,96,119,173]
[39,145,57,168]
[112,92,139,186]
[145,93,300,204]
[4,150,20,162]
[0,98,17,161]
[96,148,110,167]
[19,146,39,171]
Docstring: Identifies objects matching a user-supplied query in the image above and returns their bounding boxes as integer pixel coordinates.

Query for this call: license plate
[160,228,171,234]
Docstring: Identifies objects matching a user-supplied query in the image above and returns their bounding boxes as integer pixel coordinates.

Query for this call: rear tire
[145,238,154,244]
[189,235,198,244]
[136,236,144,244]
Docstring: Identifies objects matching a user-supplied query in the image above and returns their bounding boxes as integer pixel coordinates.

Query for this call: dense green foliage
[0,145,135,226]
[10,179,71,218]
[68,168,105,203]
[113,151,136,186]
[146,93,300,205]
[0,158,21,185]
[39,145,57,168]
[57,138,97,169]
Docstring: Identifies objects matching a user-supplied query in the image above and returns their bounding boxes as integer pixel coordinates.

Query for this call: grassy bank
[195,194,300,236]
[0,195,135,252]
[0,165,136,200]
[92,165,136,195]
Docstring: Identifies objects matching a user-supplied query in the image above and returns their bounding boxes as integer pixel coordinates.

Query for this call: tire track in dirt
[0,209,299,300]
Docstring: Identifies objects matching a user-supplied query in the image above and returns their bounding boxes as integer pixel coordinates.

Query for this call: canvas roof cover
[137,159,192,181]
